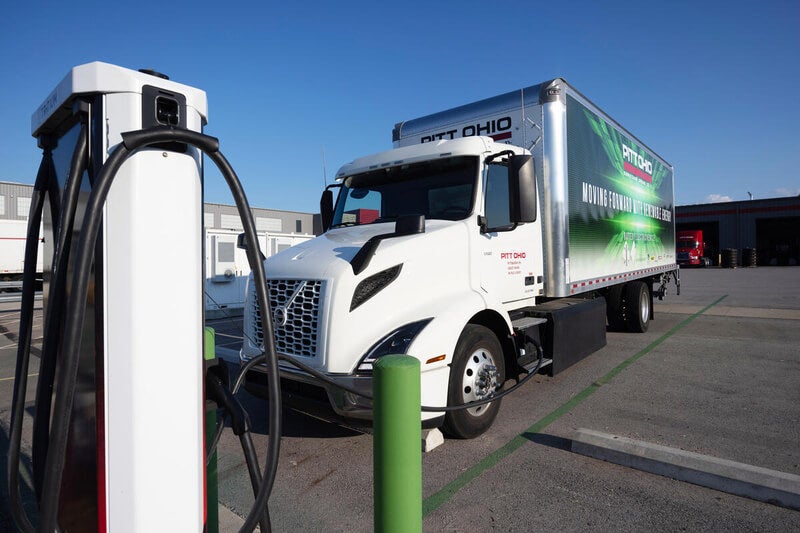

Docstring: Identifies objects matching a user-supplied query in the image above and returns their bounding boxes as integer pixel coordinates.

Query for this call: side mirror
[508,154,536,223]
[237,232,266,260]
[320,189,334,232]
[394,213,425,236]
[236,232,247,250]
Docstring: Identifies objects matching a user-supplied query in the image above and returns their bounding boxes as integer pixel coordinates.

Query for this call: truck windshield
[330,156,478,227]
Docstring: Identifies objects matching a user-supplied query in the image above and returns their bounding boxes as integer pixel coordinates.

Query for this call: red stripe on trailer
[624,161,653,183]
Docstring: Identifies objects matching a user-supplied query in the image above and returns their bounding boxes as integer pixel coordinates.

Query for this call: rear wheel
[624,281,650,333]
[442,325,505,439]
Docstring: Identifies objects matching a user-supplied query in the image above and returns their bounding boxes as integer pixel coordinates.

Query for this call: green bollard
[204,327,219,533]
[373,355,422,533]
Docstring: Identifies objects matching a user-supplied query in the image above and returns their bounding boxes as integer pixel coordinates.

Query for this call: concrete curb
[571,428,800,511]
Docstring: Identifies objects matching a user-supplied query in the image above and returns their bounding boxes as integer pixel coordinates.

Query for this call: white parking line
[0,373,38,382]
[571,428,800,511]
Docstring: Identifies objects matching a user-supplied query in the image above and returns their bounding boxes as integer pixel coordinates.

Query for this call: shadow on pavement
[0,419,39,531]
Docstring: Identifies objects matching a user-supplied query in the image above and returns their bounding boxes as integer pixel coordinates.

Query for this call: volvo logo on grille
[273,306,289,327]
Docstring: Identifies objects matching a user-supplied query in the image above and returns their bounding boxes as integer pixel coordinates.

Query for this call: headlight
[356,318,432,372]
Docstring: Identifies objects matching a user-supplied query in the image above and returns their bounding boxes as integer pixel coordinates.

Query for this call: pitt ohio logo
[621,143,653,184]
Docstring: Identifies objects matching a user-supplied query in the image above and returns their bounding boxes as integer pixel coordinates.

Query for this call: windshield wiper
[329,221,357,229]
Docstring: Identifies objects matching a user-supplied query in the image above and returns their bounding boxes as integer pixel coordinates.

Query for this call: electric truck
[240,78,679,438]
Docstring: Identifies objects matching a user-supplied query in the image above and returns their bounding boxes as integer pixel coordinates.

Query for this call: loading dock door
[757,216,800,266]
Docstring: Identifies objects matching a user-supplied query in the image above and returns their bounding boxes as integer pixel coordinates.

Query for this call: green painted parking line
[422,294,728,517]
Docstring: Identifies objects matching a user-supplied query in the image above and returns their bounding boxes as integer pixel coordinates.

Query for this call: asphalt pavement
[2,267,799,531]
[216,267,800,531]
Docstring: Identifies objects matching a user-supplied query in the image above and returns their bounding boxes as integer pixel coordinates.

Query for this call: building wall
[0,182,37,220]
[203,202,320,235]
[1,182,322,235]
[676,196,800,266]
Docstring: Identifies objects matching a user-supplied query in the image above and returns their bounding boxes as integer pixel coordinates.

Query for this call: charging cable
[28,126,280,533]
[235,339,545,414]
[7,134,65,533]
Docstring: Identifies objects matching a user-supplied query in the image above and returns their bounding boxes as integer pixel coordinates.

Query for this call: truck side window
[484,164,511,228]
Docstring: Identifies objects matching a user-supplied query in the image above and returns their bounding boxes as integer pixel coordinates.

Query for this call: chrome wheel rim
[461,347,499,416]
[639,288,649,324]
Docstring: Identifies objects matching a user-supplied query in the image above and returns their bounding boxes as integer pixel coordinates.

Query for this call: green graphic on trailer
[566,94,674,283]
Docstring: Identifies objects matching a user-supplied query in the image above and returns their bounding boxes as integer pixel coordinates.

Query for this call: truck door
[479,162,538,305]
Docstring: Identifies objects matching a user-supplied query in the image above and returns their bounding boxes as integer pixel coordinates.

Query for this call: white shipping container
[0,219,43,281]
[204,228,312,316]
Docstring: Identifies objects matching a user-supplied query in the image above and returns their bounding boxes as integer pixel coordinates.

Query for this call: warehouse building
[676,195,800,266]
[2,182,321,235]
[203,201,321,236]
[1,181,320,313]
[0,181,37,220]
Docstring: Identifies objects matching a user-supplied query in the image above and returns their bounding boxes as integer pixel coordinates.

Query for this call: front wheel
[442,325,505,439]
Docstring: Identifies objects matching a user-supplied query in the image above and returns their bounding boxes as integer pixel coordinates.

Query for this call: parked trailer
[241,78,679,438]
[0,219,43,289]
[205,228,312,317]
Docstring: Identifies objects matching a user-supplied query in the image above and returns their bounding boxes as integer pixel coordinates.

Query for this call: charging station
[29,62,208,531]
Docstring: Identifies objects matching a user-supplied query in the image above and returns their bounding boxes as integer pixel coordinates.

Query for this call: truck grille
[251,279,323,358]
[677,252,690,261]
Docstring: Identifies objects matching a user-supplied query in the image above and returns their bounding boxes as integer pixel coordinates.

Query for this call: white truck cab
[241,137,542,437]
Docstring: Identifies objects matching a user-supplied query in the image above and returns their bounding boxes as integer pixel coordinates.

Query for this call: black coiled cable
[32,118,89,497]
[33,126,280,533]
[7,140,62,533]
[233,338,545,413]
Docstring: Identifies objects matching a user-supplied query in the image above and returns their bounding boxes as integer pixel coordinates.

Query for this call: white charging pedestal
[32,62,208,532]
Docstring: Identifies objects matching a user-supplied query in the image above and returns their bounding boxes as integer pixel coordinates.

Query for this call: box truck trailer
[240,78,679,438]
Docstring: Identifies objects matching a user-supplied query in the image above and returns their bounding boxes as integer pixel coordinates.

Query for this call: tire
[624,281,650,333]
[442,325,505,439]
[605,285,626,331]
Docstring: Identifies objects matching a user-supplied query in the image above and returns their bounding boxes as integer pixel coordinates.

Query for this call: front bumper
[676,252,700,266]
[243,361,446,429]
[245,362,375,420]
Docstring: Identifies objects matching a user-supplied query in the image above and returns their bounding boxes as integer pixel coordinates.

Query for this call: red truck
[676,230,710,266]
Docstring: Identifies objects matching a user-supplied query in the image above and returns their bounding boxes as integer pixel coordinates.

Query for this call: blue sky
[1,0,798,213]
